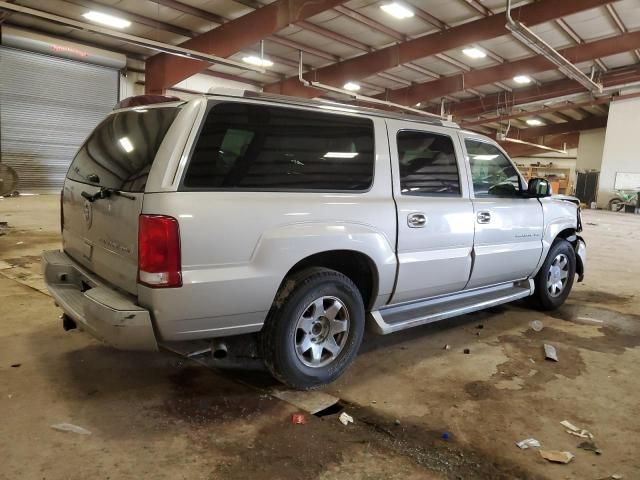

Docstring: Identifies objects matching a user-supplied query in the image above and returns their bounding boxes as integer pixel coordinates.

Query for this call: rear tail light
[138,215,182,288]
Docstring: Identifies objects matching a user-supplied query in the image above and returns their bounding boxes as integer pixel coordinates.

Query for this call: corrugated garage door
[0,47,118,192]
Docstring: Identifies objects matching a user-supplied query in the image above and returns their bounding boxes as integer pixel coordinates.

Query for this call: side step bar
[370,280,534,335]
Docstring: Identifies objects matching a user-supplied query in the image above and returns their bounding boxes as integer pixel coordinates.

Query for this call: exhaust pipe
[212,341,228,360]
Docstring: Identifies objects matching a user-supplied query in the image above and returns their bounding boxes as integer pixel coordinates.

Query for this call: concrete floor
[1,195,639,480]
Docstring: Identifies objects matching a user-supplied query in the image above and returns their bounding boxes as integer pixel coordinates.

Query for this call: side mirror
[527,177,551,197]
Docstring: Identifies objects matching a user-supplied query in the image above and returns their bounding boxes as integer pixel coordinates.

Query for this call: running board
[370,280,534,335]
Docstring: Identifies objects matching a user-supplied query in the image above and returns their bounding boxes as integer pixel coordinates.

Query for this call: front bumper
[575,236,586,282]
[42,250,157,351]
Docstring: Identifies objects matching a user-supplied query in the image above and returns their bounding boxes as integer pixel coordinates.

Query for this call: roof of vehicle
[204,88,460,129]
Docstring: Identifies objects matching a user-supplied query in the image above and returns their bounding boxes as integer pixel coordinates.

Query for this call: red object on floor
[292,413,306,425]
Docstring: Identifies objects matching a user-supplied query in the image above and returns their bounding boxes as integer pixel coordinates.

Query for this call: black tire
[531,239,576,310]
[260,267,365,390]
[608,198,624,212]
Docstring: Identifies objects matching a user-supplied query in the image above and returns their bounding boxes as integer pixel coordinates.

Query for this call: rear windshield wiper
[81,187,136,202]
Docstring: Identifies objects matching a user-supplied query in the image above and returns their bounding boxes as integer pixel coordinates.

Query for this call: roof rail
[204,83,458,128]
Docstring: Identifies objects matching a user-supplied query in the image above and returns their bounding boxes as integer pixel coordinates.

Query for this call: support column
[598,94,640,208]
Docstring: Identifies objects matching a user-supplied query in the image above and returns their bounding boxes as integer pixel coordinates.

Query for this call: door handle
[407,212,427,228]
[477,211,491,224]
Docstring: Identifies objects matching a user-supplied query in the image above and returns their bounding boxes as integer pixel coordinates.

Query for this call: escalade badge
[83,200,93,229]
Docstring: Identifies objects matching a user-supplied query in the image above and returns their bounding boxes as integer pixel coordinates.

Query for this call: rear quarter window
[66,107,179,192]
[181,102,375,191]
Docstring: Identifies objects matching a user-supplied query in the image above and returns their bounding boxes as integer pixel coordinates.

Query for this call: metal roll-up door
[0,47,118,192]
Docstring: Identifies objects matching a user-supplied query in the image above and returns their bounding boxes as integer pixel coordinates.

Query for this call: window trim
[462,135,526,198]
[396,129,463,198]
[177,100,377,194]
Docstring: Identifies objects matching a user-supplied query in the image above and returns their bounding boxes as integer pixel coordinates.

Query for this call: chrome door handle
[477,211,491,224]
[407,212,427,228]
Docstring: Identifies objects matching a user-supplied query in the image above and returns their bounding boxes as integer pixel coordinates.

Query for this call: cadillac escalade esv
[43,90,586,389]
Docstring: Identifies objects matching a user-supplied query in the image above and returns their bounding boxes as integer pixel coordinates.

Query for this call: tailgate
[62,105,180,295]
[63,181,142,294]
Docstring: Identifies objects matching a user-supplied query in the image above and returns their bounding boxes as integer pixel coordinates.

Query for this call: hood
[552,194,580,206]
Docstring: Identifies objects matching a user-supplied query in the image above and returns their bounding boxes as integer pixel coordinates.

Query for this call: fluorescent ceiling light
[118,137,134,153]
[462,47,487,59]
[513,75,532,84]
[324,152,359,159]
[380,3,414,19]
[472,154,499,161]
[343,82,361,91]
[415,102,422,107]
[82,11,131,29]
[526,119,544,126]
[242,56,273,67]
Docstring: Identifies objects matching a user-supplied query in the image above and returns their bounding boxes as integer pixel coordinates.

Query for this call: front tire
[531,239,576,310]
[260,267,365,390]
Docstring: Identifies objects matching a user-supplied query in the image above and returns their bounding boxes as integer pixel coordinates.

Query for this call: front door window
[465,139,521,197]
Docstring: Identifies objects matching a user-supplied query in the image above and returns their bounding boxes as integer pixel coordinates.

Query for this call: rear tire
[260,267,365,390]
[608,198,624,212]
[530,239,576,310]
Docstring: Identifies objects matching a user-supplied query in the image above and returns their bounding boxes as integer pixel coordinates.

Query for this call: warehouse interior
[1,1,639,479]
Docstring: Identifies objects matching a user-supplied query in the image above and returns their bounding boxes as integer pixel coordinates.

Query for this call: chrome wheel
[294,296,350,368]
[547,253,570,297]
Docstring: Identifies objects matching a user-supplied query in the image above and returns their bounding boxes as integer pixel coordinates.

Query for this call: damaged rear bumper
[42,250,157,351]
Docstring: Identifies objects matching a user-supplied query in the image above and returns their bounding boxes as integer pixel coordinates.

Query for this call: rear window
[181,102,375,191]
[66,107,179,192]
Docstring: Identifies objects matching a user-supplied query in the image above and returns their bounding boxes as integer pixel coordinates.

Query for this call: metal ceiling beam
[328,6,473,83]
[333,5,404,41]
[147,0,226,24]
[461,0,494,17]
[295,19,371,52]
[605,4,627,33]
[460,90,640,127]
[145,0,345,93]
[147,0,344,66]
[518,115,608,139]
[448,64,640,118]
[266,35,338,62]
[263,0,613,98]
[502,132,579,157]
[549,111,575,122]
[379,31,640,107]
[229,0,264,9]
[57,0,332,72]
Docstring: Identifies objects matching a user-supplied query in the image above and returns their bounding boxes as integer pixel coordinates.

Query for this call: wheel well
[556,228,577,244]
[554,228,583,279]
[284,250,378,310]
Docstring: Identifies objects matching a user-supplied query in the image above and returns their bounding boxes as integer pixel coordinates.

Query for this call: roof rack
[205,87,459,128]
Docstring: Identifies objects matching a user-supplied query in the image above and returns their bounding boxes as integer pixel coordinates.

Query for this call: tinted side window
[66,107,179,192]
[397,131,460,196]
[465,139,521,197]
[182,102,375,191]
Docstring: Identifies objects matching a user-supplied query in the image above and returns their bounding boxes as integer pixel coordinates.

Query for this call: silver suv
[43,90,586,389]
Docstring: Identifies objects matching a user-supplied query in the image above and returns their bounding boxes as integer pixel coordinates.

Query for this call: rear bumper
[42,250,158,351]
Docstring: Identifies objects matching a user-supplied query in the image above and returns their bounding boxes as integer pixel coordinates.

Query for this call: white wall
[576,128,606,171]
[598,95,640,207]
